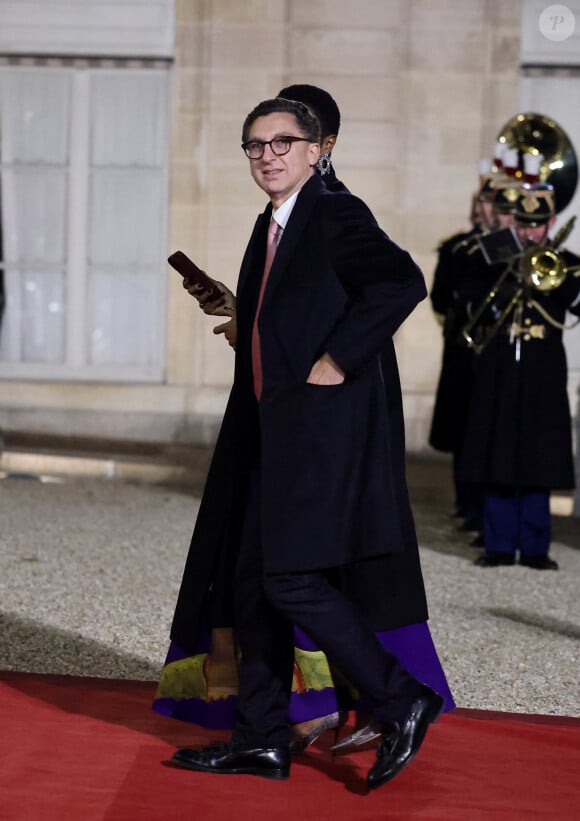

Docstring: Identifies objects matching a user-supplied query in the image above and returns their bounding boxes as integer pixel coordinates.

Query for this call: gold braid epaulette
[451,231,485,254]
[451,234,482,256]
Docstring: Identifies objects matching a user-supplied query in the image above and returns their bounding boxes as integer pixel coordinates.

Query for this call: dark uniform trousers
[484,489,551,557]
[232,465,424,748]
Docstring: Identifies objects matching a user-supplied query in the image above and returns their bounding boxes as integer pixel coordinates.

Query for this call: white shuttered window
[0,64,169,381]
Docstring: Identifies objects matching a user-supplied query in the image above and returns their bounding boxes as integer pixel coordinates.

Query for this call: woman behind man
[153,84,453,753]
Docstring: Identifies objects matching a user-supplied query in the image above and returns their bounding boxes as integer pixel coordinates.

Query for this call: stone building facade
[0,1,578,457]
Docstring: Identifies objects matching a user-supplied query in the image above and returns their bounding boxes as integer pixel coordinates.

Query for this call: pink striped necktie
[252,218,281,401]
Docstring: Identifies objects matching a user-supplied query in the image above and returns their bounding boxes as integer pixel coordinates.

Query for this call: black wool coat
[171,173,428,651]
[458,248,580,490]
[429,229,481,453]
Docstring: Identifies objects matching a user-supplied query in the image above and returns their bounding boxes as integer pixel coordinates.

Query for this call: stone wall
[0,0,524,450]
[167,0,522,451]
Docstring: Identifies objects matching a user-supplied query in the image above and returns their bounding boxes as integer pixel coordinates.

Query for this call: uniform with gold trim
[428,178,495,530]
[457,184,580,569]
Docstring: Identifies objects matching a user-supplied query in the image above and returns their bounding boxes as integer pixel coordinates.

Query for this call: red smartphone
[167,251,223,296]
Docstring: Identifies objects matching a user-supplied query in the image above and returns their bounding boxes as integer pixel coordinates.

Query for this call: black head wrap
[277,84,340,141]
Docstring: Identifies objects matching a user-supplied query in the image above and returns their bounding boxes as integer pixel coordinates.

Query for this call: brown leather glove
[213,313,237,349]
[184,278,236,317]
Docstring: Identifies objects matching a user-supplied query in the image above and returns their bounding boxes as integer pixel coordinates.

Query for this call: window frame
[0,61,171,383]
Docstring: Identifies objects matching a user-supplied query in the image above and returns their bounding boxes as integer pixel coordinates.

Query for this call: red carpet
[0,671,577,820]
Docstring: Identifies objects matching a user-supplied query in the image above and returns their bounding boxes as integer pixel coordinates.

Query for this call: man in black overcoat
[170,98,444,789]
[165,84,452,754]
[171,91,430,661]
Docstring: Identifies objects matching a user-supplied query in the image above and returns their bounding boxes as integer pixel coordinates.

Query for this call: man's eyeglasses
[241,136,311,160]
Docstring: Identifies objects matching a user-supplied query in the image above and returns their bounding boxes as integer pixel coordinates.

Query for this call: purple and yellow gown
[153,622,454,728]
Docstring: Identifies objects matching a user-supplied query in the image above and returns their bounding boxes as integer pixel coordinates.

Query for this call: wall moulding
[0,0,175,59]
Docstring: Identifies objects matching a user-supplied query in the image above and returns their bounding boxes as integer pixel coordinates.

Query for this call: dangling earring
[317,152,332,176]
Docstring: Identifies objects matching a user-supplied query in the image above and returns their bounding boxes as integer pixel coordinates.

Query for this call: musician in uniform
[428,174,495,535]
[457,183,580,569]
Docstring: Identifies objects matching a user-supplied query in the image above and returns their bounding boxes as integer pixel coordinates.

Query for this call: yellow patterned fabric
[156,646,340,704]
[155,654,211,701]
[292,647,334,693]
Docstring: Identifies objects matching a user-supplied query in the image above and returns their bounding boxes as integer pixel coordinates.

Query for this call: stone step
[0,432,212,493]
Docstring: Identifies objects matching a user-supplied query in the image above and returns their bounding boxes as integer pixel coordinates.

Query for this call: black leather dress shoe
[367,685,444,791]
[520,555,559,570]
[474,552,515,567]
[172,742,290,780]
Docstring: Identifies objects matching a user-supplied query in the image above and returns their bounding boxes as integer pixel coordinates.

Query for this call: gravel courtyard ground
[1,457,578,717]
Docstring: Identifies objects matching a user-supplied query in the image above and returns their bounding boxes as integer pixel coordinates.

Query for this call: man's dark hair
[242,98,321,144]
[277,84,340,141]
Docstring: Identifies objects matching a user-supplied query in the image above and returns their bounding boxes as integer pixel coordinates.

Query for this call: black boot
[474,552,515,567]
[520,555,558,570]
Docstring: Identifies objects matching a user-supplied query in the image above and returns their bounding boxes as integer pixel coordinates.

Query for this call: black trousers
[232,468,424,748]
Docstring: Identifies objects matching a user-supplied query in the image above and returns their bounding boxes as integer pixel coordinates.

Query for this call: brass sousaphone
[461,113,579,352]
[495,111,578,213]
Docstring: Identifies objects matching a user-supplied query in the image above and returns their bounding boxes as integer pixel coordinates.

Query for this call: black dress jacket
[429,228,481,453]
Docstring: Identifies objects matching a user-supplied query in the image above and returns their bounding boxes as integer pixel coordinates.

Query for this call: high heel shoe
[289,711,348,755]
[330,721,382,754]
